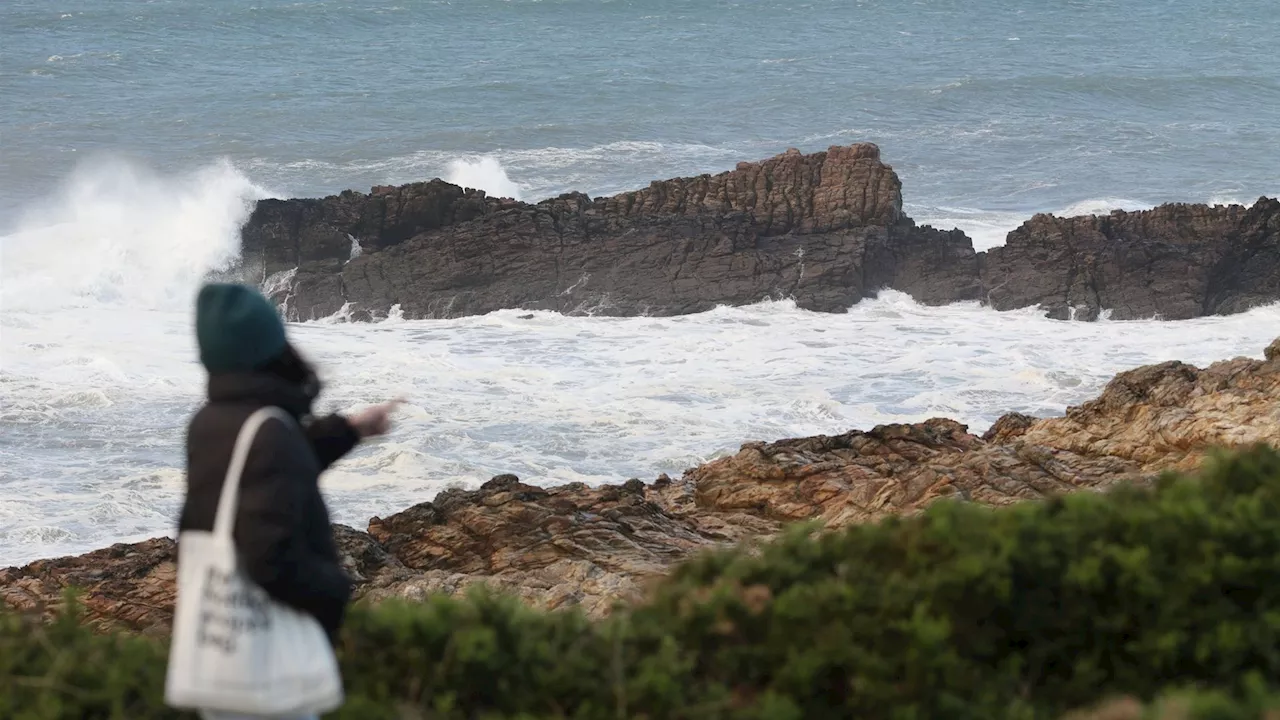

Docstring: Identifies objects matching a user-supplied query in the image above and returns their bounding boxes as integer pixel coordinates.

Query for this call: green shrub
[618,444,1280,719]
[9,445,1280,718]
[0,595,176,720]
[337,590,611,718]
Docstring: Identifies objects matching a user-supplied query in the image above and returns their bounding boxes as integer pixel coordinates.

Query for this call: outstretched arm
[305,415,360,470]
[305,399,402,471]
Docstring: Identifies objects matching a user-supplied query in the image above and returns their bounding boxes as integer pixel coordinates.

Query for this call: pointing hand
[349,399,403,439]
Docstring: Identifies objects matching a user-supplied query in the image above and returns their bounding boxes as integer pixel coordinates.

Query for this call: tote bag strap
[212,406,292,540]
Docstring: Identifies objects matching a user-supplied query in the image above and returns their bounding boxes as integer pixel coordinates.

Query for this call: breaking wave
[0,156,264,312]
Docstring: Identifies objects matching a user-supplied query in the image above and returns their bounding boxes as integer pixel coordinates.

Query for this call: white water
[444,156,527,201]
[2,157,1277,566]
[0,157,264,309]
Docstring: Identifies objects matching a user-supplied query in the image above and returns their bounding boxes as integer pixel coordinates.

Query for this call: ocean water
[2,0,1279,565]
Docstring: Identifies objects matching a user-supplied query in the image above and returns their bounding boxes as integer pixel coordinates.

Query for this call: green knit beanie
[195,283,287,373]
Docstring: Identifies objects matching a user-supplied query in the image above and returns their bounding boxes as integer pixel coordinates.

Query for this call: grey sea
[1,0,1278,565]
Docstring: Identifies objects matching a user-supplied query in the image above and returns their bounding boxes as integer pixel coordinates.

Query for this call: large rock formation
[241,144,981,321]
[240,144,1280,322]
[983,199,1280,320]
[5,339,1280,633]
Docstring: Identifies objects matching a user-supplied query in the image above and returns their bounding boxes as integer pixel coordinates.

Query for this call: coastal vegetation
[7,445,1280,719]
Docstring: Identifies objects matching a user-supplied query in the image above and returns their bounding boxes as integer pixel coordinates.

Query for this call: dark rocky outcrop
[6,338,1280,630]
[982,199,1280,320]
[239,144,1280,322]
[241,145,980,321]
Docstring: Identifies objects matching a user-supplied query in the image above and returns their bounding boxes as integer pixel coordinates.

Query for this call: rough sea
[2,0,1278,565]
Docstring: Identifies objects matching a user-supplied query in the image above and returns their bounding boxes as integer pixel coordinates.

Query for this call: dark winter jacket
[179,370,359,641]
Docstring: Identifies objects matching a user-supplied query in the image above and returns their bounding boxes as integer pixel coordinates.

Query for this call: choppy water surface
[2,0,1278,563]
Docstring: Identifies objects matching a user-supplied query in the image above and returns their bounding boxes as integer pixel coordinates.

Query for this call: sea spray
[444,156,526,201]
[0,156,264,312]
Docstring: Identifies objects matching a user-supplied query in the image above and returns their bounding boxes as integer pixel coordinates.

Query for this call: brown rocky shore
[5,338,1280,634]
[240,143,1280,322]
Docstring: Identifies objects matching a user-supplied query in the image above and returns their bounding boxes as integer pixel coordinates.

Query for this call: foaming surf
[0,157,267,565]
[2,159,1278,567]
[0,155,264,312]
[444,156,526,201]
[254,294,1280,546]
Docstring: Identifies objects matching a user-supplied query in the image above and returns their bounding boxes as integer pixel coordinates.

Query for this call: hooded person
[178,283,397,720]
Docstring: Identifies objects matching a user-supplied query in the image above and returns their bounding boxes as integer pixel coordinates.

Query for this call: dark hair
[257,342,321,401]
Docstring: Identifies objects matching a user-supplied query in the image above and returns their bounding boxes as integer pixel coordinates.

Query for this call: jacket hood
[206,371,316,418]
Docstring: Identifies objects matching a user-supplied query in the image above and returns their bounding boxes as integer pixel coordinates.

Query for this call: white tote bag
[166,406,344,717]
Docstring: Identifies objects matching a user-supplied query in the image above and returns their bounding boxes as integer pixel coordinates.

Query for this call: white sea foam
[444,156,526,201]
[1056,197,1149,217]
[1,160,1277,566]
[1208,193,1248,207]
[911,206,1030,251]
[0,155,264,312]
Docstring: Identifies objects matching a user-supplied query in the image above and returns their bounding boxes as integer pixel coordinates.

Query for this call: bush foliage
[8,445,1280,718]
